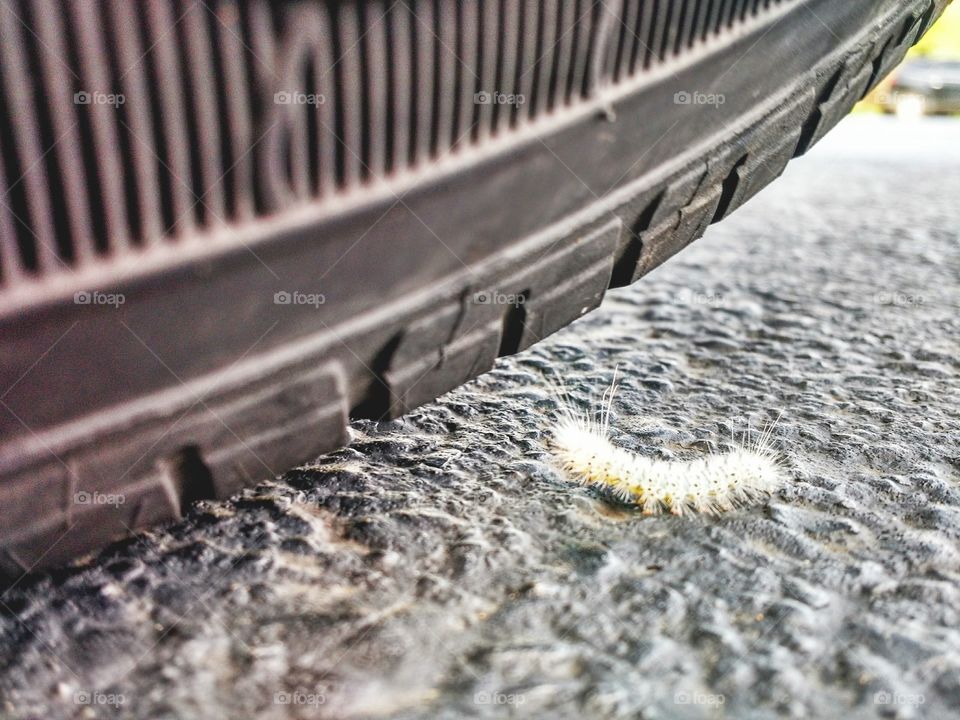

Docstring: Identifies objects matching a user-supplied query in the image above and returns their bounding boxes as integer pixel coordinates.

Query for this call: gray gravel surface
[1,116,959,720]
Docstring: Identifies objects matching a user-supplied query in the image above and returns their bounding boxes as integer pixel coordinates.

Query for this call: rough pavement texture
[1,116,959,720]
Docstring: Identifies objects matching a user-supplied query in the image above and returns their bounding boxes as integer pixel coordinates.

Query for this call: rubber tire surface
[0,0,951,576]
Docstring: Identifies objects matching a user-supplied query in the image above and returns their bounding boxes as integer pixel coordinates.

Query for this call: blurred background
[859,2,960,117]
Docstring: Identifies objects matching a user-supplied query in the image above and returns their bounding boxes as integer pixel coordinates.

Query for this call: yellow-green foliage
[857,5,960,113]
[911,3,960,59]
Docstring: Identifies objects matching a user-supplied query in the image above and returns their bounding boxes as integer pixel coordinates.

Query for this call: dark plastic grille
[0,0,792,288]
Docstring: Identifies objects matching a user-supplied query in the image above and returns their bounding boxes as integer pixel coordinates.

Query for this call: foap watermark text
[674,90,725,107]
[74,90,125,107]
[472,291,526,308]
[474,91,525,106]
[274,90,326,106]
[274,290,326,307]
[74,290,125,307]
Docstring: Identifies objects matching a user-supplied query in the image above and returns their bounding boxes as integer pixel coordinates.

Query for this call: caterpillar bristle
[548,378,787,516]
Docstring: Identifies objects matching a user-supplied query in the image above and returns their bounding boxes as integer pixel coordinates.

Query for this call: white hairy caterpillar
[549,374,785,515]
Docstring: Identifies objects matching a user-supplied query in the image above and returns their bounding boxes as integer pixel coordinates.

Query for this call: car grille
[0,0,790,290]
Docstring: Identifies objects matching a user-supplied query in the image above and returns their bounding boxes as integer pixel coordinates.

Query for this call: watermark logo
[74,691,126,707]
[674,90,725,107]
[74,90,125,107]
[74,290,125,307]
[274,290,326,307]
[872,90,927,117]
[274,690,326,706]
[274,91,326,106]
[472,291,526,307]
[74,491,125,507]
[673,289,726,307]
[875,291,925,307]
[474,91,526,106]
[474,691,525,706]
[674,691,725,706]
[874,690,924,707]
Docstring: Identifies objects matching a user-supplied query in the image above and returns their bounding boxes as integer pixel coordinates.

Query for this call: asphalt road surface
[1,115,959,720]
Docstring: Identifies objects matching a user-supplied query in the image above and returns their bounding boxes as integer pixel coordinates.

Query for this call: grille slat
[477,0,499,140]
[364,1,390,178]
[552,0,575,110]
[387,2,413,169]
[0,0,61,274]
[588,1,618,99]
[730,0,742,24]
[531,0,557,117]
[596,2,620,90]
[661,1,679,62]
[0,0,795,290]
[497,0,520,131]
[612,0,632,83]
[0,148,25,283]
[72,0,132,252]
[335,3,364,184]
[517,0,539,123]
[32,1,96,263]
[110,0,166,244]
[211,0,255,221]
[675,0,695,53]
[145,0,195,237]
[271,2,339,200]
[244,0,279,214]
[285,25,312,202]
[693,0,712,45]
[181,0,226,225]
[435,0,457,154]
[455,0,479,143]
[707,0,724,36]
[411,0,435,162]
[568,0,592,103]
[313,6,340,196]
[646,0,667,68]
[634,0,657,72]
